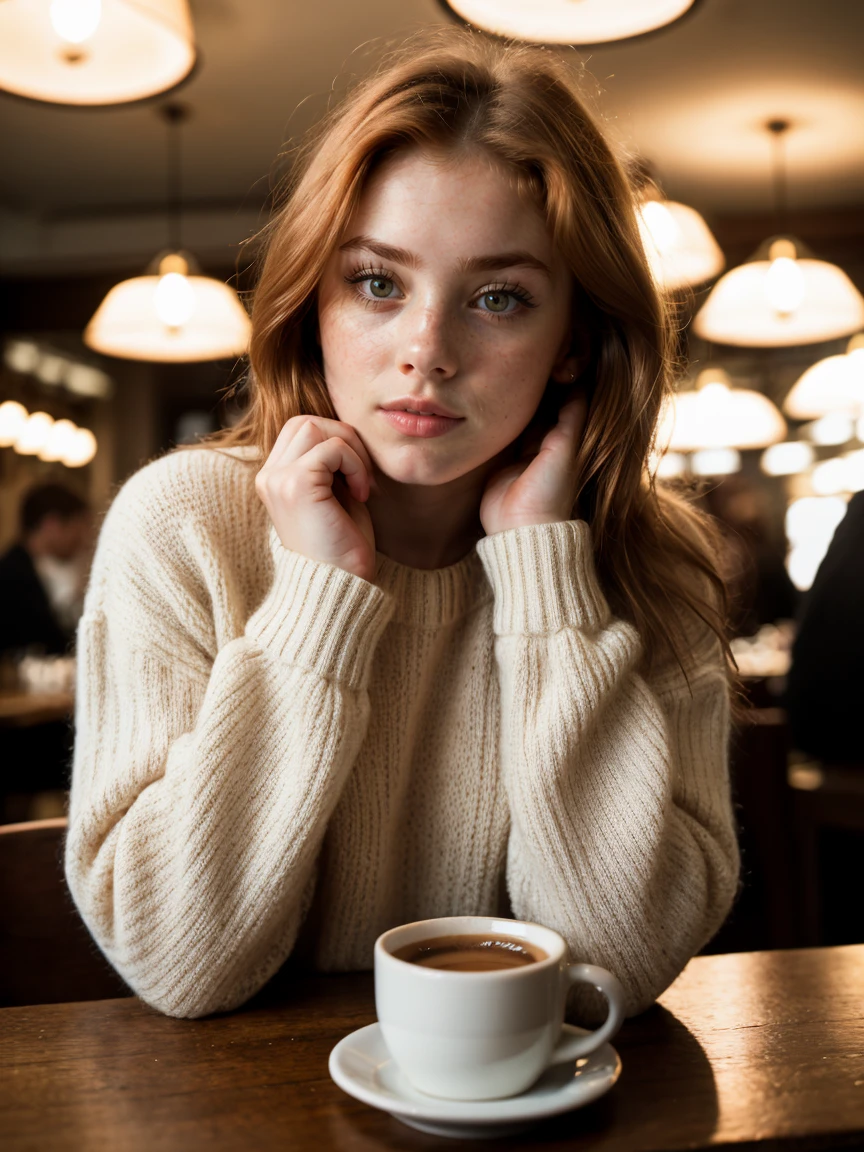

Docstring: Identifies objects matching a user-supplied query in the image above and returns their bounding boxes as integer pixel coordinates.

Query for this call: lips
[380,398,462,419]
[379,410,463,438]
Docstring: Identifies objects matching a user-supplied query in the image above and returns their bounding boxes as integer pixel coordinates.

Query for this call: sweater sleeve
[476,520,739,1018]
[65,459,394,1018]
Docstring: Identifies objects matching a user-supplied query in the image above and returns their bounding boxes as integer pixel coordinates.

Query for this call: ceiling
[1,0,862,274]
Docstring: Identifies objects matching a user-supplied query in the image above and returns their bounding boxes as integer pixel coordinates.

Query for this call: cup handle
[549,962,626,1064]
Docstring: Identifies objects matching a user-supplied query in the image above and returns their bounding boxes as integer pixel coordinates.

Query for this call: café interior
[1,2,863,1148]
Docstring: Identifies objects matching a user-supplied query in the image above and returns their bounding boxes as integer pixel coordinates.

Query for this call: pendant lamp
[84,104,251,363]
[630,160,725,292]
[658,368,786,453]
[0,0,196,106]
[693,121,864,348]
[760,440,815,477]
[437,0,697,45]
[637,197,725,291]
[783,333,864,419]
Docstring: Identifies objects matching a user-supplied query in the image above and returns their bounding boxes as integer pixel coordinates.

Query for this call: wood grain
[1,948,863,1151]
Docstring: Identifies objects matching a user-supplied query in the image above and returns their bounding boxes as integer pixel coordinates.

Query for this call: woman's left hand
[479,393,588,536]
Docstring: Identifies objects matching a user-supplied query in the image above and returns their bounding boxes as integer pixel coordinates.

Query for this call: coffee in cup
[393,932,547,971]
[375,915,625,1101]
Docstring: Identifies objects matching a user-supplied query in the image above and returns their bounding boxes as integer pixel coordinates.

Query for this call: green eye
[369,277,394,298]
[482,291,511,312]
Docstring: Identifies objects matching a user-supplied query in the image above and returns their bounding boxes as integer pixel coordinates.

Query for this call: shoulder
[99,445,264,558]
[90,446,267,607]
[108,445,260,529]
[0,543,35,581]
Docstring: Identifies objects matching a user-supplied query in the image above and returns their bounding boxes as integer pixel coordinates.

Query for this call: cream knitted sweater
[65,446,738,1020]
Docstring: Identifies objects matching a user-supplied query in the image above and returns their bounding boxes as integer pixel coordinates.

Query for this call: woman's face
[317,147,575,489]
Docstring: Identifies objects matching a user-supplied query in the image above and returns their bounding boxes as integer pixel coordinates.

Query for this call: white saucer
[328,1022,621,1139]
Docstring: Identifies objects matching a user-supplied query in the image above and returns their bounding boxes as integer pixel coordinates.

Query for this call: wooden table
[2,946,863,1150]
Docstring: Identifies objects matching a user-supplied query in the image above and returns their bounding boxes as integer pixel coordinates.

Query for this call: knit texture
[65,446,739,1019]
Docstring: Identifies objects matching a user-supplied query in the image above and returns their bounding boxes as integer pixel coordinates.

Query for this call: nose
[397,301,459,380]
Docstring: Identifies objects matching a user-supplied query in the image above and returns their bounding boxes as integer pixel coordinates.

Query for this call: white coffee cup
[374,915,626,1101]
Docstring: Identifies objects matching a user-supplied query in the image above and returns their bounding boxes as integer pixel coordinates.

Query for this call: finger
[540,395,587,446]
[562,394,587,415]
[303,437,370,501]
[265,418,323,470]
[263,415,318,468]
[268,415,375,478]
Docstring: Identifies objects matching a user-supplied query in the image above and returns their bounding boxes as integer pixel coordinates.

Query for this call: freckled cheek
[474,338,555,426]
[320,307,392,384]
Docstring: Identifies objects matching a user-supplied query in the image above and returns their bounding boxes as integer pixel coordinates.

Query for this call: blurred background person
[0,482,93,661]
[0,482,92,821]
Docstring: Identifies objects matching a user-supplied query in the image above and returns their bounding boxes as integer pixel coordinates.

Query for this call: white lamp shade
[810,457,849,496]
[637,199,725,291]
[653,451,687,479]
[690,447,741,476]
[693,257,864,348]
[800,412,855,447]
[784,347,864,419]
[760,441,815,477]
[0,0,195,105]
[440,0,695,44]
[84,272,251,362]
[659,377,786,452]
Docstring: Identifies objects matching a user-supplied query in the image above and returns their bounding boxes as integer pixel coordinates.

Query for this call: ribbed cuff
[476,520,610,635]
[246,528,394,691]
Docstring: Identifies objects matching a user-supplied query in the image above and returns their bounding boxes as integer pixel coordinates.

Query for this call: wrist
[491,511,580,534]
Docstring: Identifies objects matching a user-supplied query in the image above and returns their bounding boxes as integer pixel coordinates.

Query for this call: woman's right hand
[255,416,377,583]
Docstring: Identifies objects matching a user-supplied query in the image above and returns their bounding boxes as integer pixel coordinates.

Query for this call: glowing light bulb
[15,412,54,455]
[0,400,28,447]
[50,0,102,44]
[38,419,79,463]
[764,257,806,315]
[62,428,97,467]
[153,273,196,329]
[639,201,683,257]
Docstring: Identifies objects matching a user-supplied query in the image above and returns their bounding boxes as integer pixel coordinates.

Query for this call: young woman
[65,29,739,1020]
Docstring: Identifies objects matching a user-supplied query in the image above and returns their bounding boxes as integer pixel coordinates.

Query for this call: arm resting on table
[478,521,739,1019]
[65,460,393,1018]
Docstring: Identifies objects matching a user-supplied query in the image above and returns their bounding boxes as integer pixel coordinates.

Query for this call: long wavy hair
[206,27,731,678]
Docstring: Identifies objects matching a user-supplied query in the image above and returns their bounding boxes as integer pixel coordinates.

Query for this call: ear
[550,324,590,385]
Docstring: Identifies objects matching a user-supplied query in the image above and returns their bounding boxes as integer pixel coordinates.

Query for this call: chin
[374,451,477,488]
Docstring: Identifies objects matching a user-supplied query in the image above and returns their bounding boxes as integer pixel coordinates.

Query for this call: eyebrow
[339,235,551,277]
